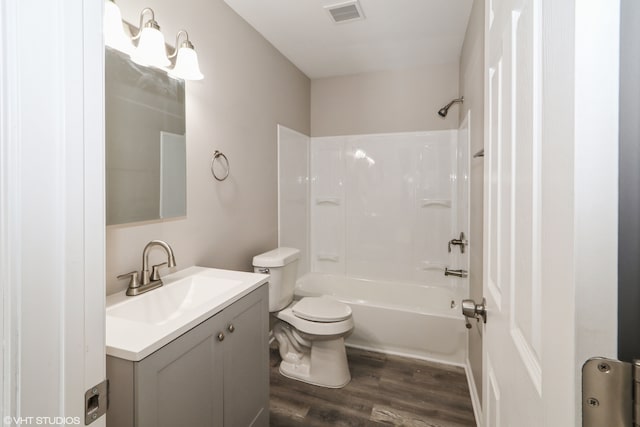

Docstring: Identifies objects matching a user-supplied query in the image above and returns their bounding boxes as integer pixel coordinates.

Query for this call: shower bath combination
[438,96,464,117]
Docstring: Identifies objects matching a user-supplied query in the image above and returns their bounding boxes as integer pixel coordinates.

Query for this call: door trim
[0,0,105,423]
[0,0,21,419]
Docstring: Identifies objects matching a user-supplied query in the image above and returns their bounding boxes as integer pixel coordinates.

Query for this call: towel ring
[210,150,230,181]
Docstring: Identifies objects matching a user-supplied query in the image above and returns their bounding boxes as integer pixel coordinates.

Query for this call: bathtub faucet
[444,268,468,278]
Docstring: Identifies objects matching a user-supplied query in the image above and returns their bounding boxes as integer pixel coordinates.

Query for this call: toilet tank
[252,247,300,312]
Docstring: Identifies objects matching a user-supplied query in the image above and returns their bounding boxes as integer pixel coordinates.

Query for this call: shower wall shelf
[420,199,452,208]
[419,261,447,271]
[315,197,341,206]
[473,148,484,158]
[316,254,340,262]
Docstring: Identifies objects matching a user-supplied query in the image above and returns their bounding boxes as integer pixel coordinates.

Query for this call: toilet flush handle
[258,268,270,274]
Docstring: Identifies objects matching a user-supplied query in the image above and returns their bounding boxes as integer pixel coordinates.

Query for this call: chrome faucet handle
[448,232,468,253]
[117,271,139,288]
[150,262,168,281]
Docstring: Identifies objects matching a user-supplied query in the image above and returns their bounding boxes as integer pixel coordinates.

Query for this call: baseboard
[465,357,483,427]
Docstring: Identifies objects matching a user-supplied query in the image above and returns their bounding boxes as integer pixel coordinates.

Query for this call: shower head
[437,97,464,117]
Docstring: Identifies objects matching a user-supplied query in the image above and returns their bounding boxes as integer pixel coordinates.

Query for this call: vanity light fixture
[105,4,204,80]
[130,7,170,68]
[104,0,132,54]
[168,30,204,81]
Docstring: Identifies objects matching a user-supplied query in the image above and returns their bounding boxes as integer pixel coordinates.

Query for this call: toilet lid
[292,297,352,322]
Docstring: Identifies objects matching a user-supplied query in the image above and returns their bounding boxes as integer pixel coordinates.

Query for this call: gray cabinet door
[135,313,225,427]
[109,284,269,427]
[222,285,269,427]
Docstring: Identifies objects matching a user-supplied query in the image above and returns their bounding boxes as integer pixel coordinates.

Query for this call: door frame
[540,0,620,423]
[556,0,620,419]
[1,0,105,423]
[617,0,640,362]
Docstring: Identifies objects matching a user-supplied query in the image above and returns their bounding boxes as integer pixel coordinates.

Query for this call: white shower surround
[278,128,468,364]
[310,130,461,289]
[277,125,310,276]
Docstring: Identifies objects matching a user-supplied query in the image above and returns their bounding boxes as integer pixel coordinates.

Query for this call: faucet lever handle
[117,271,139,288]
[448,232,468,253]
[151,262,168,281]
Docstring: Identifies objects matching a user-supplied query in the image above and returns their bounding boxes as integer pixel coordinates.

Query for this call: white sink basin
[108,275,243,326]
[106,266,269,361]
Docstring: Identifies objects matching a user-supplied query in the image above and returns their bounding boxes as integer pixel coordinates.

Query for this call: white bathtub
[295,273,467,366]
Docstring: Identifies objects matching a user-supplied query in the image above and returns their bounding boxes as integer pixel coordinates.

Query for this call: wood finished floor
[269,347,476,427]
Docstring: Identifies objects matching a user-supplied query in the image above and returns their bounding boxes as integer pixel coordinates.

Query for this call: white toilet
[253,247,353,388]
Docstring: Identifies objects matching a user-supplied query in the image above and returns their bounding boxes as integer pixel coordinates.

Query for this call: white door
[483,0,544,424]
[483,0,620,425]
[483,0,619,427]
[1,0,105,424]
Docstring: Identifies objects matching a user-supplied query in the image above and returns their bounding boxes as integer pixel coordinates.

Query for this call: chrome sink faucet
[117,240,176,296]
[141,240,176,286]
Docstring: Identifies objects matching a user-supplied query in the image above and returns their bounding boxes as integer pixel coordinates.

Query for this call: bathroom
[106,1,484,422]
[1,0,625,426]
[104,0,482,423]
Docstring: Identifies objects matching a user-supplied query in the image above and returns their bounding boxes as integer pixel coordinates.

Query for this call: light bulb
[104,1,132,54]
[169,46,204,81]
[131,26,170,68]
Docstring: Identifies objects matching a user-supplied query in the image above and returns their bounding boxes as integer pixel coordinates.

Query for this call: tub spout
[444,268,468,278]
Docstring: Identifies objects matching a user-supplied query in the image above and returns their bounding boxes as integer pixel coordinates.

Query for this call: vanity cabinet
[107,285,269,427]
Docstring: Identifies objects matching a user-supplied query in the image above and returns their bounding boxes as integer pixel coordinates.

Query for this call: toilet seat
[292,297,352,322]
[276,298,354,336]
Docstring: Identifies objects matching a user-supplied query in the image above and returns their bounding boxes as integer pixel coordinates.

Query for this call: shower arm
[444,98,463,110]
[437,96,464,117]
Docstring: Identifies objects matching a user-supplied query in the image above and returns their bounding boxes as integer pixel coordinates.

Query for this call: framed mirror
[105,47,186,226]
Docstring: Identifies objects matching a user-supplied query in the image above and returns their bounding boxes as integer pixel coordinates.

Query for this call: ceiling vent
[325,0,365,24]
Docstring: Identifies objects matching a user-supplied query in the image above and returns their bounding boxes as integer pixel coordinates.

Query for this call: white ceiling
[223,0,474,79]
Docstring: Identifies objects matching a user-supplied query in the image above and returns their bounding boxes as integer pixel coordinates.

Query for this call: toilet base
[278,337,351,388]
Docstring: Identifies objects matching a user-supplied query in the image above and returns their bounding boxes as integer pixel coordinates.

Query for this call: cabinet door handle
[227,324,235,333]
[217,332,225,342]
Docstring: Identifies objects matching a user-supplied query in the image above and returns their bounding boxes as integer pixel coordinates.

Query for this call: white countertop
[106,266,269,361]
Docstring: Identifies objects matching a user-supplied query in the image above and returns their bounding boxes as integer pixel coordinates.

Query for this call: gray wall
[618,0,640,362]
[459,0,484,404]
[107,0,310,295]
[310,63,460,136]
